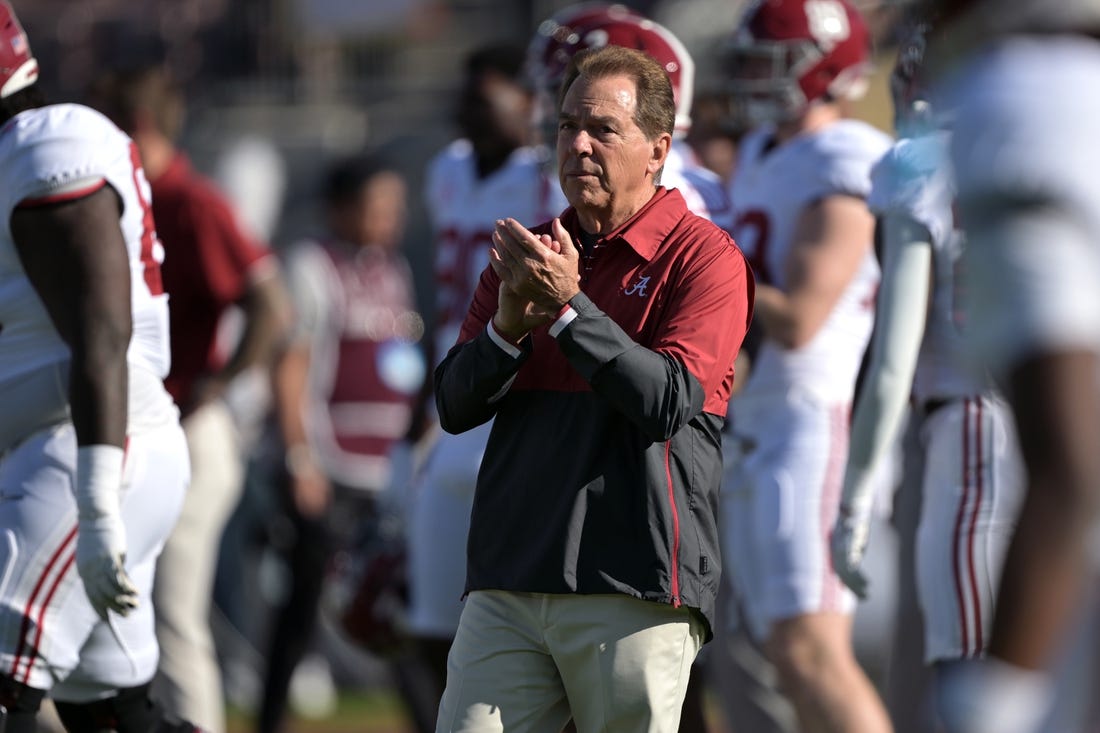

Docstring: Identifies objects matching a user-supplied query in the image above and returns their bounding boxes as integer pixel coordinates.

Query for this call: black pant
[255,479,439,733]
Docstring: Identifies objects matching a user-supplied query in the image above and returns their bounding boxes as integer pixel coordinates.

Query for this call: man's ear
[647,132,672,177]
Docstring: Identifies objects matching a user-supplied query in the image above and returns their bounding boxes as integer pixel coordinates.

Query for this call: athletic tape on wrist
[75,444,125,519]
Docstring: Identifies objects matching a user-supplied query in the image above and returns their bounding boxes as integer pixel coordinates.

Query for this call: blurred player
[88,63,289,733]
[526,2,733,232]
[406,40,565,713]
[716,0,894,730]
[0,2,199,730]
[928,1,1100,731]
[829,10,1025,727]
[262,153,425,733]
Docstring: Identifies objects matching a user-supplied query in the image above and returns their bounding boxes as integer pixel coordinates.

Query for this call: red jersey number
[128,142,164,296]
[434,227,492,326]
[735,209,773,285]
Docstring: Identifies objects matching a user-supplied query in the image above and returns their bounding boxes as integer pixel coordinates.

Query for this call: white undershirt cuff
[549,305,578,338]
[487,319,523,358]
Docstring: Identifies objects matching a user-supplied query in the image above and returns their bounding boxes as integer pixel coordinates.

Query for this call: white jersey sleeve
[805,121,891,201]
[868,133,955,249]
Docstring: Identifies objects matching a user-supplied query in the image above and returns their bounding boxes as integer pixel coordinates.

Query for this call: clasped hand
[489,217,581,340]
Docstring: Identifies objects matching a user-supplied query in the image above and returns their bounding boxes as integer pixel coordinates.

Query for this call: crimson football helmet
[526,3,696,136]
[324,513,410,658]
[723,0,872,125]
[0,2,36,99]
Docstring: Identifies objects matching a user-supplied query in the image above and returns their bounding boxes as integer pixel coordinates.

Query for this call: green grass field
[226,691,417,733]
[223,689,731,733]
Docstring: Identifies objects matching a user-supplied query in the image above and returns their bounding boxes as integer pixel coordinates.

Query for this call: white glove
[75,445,139,618]
[830,501,873,600]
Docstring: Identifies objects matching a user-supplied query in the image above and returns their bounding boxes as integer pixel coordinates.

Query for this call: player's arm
[831,213,932,597]
[271,247,331,517]
[11,183,139,618]
[753,194,875,348]
[199,262,289,405]
[12,185,129,448]
[187,201,291,411]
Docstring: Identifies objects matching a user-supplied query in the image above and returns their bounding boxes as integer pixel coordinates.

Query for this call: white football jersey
[729,119,892,403]
[868,132,994,404]
[664,139,734,234]
[0,104,174,427]
[425,139,568,357]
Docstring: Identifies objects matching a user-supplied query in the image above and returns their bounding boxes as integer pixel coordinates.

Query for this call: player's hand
[76,514,139,619]
[291,470,332,519]
[74,445,139,619]
[830,505,872,599]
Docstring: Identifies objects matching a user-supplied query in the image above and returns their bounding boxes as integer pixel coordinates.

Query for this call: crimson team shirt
[282,238,423,492]
[150,152,273,412]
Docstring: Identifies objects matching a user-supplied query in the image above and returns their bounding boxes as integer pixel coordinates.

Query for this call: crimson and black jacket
[435,188,754,637]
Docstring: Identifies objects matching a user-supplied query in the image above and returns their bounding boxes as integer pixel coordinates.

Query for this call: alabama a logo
[624,275,650,297]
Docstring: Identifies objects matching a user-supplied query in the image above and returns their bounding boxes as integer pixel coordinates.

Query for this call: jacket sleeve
[433,264,528,434]
[556,239,753,442]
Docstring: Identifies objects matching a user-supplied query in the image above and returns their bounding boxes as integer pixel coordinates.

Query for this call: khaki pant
[153,401,245,733]
[437,591,703,733]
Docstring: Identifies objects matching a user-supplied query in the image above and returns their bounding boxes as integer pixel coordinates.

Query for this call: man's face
[556,72,662,217]
[460,70,532,154]
[333,171,407,248]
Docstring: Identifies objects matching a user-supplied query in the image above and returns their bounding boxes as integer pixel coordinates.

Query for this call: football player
[929,1,1100,731]
[830,11,1026,728]
[0,3,197,731]
[716,0,894,730]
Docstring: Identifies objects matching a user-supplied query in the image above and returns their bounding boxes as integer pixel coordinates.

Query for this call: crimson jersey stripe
[663,441,681,607]
[127,142,164,296]
[9,525,77,679]
[17,550,77,684]
[953,398,972,655]
[964,399,985,657]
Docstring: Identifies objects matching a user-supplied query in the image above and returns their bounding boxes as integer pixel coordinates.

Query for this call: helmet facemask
[723,34,821,125]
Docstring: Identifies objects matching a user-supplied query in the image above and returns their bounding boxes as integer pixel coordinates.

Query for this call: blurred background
[14,0,896,321]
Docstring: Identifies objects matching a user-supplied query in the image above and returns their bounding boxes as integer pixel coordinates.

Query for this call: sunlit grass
[226,689,416,733]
